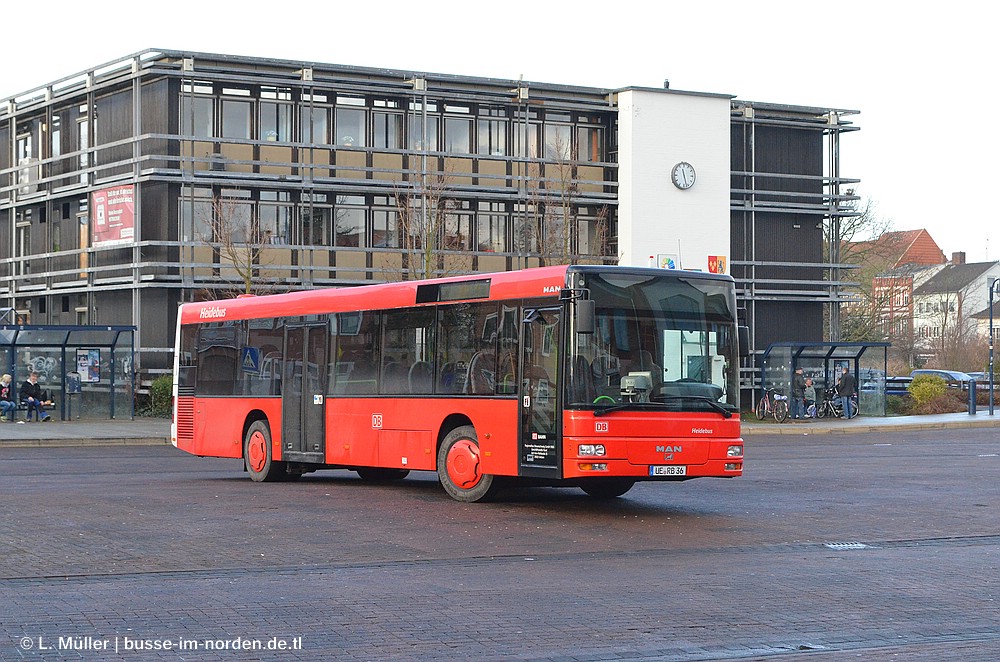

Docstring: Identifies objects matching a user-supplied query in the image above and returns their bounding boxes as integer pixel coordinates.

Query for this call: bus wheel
[356,468,410,481]
[580,478,635,499]
[437,425,495,502]
[244,420,284,482]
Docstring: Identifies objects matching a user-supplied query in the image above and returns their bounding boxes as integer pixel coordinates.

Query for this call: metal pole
[990,279,996,415]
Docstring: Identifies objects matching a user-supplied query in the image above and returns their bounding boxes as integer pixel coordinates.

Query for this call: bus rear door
[282,322,328,461]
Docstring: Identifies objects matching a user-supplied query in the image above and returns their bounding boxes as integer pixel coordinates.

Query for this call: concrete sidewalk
[0,418,171,447]
[1,411,999,448]
[742,410,1000,435]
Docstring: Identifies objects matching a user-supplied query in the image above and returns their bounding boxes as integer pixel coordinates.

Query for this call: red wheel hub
[446,439,482,489]
[247,431,267,472]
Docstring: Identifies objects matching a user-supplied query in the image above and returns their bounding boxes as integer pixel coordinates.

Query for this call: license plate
[649,465,687,476]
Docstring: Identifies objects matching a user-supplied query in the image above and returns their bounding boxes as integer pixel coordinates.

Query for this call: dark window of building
[221,99,251,139]
[373,111,403,149]
[299,104,330,144]
[444,117,473,154]
[335,106,366,147]
[334,196,365,247]
[260,101,292,142]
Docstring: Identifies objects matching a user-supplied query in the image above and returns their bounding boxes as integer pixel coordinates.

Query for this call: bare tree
[832,195,899,341]
[199,191,276,297]
[389,167,473,281]
[523,132,612,266]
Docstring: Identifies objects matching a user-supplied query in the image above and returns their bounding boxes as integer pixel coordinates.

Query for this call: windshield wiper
[655,395,734,418]
[594,397,734,418]
[593,402,662,417]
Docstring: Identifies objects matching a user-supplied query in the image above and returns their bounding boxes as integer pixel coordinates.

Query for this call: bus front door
[282,322,328,461]
[519,306,561,477]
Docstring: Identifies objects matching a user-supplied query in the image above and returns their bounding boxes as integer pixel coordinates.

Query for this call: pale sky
[4,1,995,262]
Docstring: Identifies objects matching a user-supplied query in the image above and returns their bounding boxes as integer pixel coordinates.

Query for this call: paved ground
[1,411,998,448]
[1,423,998,660]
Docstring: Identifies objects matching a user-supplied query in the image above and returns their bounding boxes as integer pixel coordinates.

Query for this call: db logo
[372,414,383,429]
[595,421,609,433]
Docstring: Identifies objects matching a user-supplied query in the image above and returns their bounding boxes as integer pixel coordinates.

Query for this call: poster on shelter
[77,349,101,383]
[91,185,135,246]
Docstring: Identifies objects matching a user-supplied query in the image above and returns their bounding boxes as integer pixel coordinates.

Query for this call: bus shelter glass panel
[857,361,886,417]
[760,346,792,401]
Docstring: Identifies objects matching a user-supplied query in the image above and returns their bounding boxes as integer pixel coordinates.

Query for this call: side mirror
[576,299,595,335]
[738,325,750,357]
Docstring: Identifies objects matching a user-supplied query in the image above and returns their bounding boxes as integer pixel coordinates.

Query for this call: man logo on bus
[542,285,560,294]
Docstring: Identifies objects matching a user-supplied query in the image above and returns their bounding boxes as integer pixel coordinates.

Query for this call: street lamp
[990,278,1000,415]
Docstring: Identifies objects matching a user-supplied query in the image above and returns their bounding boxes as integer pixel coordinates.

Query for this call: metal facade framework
[0,49,858,386]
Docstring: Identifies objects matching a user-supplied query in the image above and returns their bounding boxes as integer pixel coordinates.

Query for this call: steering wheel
[593,395,616,405]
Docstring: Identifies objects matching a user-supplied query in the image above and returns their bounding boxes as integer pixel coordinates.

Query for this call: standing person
[790,367,807,419]
[20,372,51,422]
[837,366,856,419]
[0,374,15,422]
[803,378,817,418]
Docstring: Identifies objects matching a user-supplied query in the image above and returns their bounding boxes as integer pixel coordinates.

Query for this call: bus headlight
[578,444,606,457]
[727,445,743,458]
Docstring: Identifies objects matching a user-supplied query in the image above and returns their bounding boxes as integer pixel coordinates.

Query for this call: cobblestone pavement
[1,428,998,660]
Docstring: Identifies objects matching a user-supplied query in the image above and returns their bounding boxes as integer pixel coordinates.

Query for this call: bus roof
[179,265,571,325]
[178,264,736,325]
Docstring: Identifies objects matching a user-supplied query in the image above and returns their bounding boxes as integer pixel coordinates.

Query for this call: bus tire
[356,468,410,481]
[437,425,495,502]
[243,420,284,482]
[580,478,635,499]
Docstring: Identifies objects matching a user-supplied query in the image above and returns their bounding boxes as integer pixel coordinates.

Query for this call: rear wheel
[580,478,635,499]
[773,399,789,423]
[816,401,828,419]
[356,468,410,481]
[755,396,767,420]
[437,425,495,502]
[243,420,285,482]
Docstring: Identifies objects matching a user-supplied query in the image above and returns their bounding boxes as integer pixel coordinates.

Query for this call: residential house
[912,256,1000,360]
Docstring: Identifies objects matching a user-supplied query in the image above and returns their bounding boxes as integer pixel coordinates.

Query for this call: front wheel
[580,478,635,499]
[437,425,496,502]
[244,420,285,482]
[773,399,789,423]
[816,402,828,419]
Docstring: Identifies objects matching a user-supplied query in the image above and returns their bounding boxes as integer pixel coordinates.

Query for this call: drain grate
[824,542,869,550]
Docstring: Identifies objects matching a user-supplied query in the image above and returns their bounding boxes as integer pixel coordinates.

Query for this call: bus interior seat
[464,352,495,394]
[409,361,433,394]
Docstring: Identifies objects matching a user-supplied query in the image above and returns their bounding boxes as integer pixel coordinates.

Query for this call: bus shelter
[760,342,891,417]
[0,325,135,420]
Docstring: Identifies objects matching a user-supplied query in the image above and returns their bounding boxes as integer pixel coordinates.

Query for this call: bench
[12,401,56,421]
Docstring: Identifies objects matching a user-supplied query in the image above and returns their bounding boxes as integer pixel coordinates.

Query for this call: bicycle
[816,387,858,419]
[755,387,789,423]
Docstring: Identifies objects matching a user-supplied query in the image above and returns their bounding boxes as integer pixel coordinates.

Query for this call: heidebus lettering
[199,306,226,320]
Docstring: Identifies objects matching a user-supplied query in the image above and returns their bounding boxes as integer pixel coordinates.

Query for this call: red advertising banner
[91,185,135,246]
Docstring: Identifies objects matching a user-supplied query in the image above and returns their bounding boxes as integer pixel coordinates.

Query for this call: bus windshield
[566,271,740,414]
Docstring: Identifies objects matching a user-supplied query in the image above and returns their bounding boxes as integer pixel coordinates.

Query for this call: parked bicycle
[816,387,858,419]
[755,387,789,423]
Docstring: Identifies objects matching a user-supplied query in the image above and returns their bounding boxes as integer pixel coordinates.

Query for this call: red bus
[172,265,745,501]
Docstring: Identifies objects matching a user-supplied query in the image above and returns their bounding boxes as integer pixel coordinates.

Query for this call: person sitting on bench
[0,374,15,422]
[20,371,51,422]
